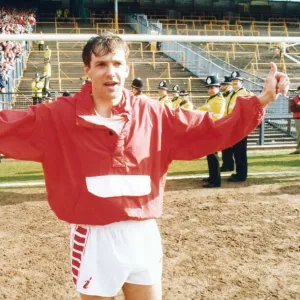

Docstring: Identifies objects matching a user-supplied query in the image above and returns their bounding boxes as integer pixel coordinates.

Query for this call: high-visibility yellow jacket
[44,62,51,77]
[225,88,253,116]
[44,49,52,60]
[180,99,194,110]
[222,89,234,104]
[56,9,62,18]
[158,94,172,109]
[171,96,180,109]
[173,96,194,110]
[197,92,225,120]
[38,40,44,45]
[31,80,44,98]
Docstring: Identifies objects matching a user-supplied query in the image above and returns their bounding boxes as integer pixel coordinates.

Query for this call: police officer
[220,76,234,172]
[80,76,91,85]
[178,90,194,110]
[44,45,52,62]
[131,77,144,97]
[38,31,44,51]
[42,59,51,98]
[31,73,44,105]
[197,76,225,188]
[225,71,253,182]
[157,80,172,108]
[171,85,180,109]
[62,91,71,96]
[56,8,62,19]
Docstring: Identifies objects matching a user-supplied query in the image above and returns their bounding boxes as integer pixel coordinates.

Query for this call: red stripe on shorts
[72,259,80,269]
[76,226,88,235]
[73,243,84,252]
[73,251,82,261]
[74,235,86,244]
[71,225,89,286]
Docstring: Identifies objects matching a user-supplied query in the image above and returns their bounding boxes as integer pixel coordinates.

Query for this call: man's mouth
[104,82,118,87]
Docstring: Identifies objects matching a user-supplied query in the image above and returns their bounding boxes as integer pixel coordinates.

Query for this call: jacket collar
[75,82,134,117]
[74,82,135,128]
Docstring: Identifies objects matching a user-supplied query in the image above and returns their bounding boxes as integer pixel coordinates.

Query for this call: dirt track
[1,178,300,299]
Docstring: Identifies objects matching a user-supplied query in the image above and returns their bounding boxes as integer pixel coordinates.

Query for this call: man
[157,80,172,108]
[177,90,194,110]
[38,31,44,51]
[171,85,180,109]
[131,77,144,97]
[44,45,52,62]
[220,75,234,172]
[289,86,300,154]
[220,76,234,101]
[31,73,44,105]
[43,92,53,104]
[0,33,289,300]
[224,71,253,182]
[197,76,225,188]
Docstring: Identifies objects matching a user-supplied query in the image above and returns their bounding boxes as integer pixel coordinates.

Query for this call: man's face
[158,89,167,96]
[84,49,129,104]
[131,87,139,96]
[220,84,231,93]
[207,86,219,97]
[232,79,243,91]
[172,92,179,97]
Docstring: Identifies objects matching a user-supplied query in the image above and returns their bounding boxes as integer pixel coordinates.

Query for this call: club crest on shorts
[83,277,92,289]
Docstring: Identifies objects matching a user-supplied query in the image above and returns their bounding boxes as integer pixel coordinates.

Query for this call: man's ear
[125,63,130,79]
[83,64,90,77]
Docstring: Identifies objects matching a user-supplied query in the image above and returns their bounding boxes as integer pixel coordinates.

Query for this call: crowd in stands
[0,7,36,110]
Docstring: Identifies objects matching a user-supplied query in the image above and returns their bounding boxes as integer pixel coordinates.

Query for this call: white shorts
[70,219,163,297]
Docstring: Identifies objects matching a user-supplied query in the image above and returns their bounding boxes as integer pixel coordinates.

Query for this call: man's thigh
[80,293,114,300]
[122,282,162,300]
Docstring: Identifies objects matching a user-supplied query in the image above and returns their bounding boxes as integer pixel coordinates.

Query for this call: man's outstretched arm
[164,63,290,161]
[0,106,44,162]
[257,62,289,107]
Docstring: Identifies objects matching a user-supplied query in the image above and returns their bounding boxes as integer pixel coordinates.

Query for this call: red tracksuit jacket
[0,82,264,225]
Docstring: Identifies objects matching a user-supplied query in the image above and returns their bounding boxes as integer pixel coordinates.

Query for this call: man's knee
[80,293,114,300]
[122,282,162,300]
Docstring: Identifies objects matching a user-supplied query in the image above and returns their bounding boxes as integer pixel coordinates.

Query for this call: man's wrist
[257,91,271,107]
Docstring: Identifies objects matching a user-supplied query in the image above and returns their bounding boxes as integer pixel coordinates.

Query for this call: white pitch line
[0,170,299,188]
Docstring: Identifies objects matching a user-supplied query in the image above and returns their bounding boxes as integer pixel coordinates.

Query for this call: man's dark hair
[82,33,130,67]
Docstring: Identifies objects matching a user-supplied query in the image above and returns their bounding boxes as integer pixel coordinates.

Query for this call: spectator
[290,86,300,154]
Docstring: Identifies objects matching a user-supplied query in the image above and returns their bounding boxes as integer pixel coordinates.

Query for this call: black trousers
[232,137,248,180]
[206,152,221,185]
[221,148,234,170]
[222,137,248,180]
[32,97,42,105]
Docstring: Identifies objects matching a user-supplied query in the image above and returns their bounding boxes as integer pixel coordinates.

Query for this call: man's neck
[93,97,122,118]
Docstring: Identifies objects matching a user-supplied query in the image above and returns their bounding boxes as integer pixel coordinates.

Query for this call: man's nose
[106,64,116,76]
